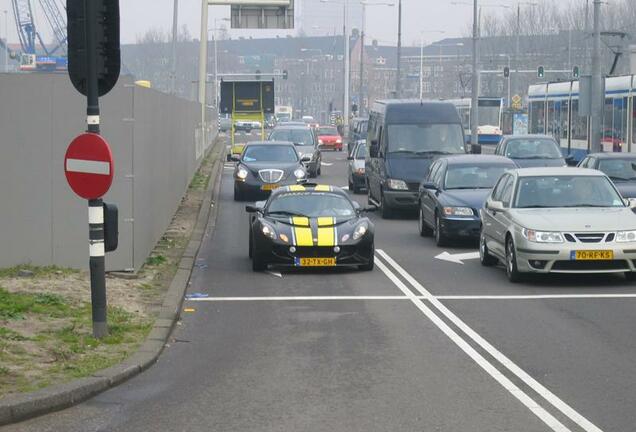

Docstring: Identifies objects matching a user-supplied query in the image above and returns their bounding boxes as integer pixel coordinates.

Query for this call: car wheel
[505,236,523,283]
[434,214,448,247]
[226,154,232,162]
[252,254,267,272]
[359,245,375,271]
[348,178,354,192]
[418,207,432,237]
[353,182,362,194]
[381,192,393,219]
[233,184,242,201]
[625,272,636,282]
[248,232,254,259]
[317,161,322,176]
[479,230,498,266]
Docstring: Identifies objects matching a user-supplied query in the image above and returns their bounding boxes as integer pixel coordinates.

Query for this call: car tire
[252,254,267,272]
[434,214,448,247]
[418,207,432,237]
[505,236,523,283]
[233,184,243,201]
[226,154,232,162]
[359,246,375,271]
[317,161,322,176]
[348,178,354,192]
[248,233,254,259]
[625,272,636,282]
[479,230,498,266]
[381,192,393,219]
[353,183,362,194]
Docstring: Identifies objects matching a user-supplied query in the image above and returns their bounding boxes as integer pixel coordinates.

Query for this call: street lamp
[320,0,351,128]
[419,31,446,100]
[359,1,394,113]
[212,18,230,109]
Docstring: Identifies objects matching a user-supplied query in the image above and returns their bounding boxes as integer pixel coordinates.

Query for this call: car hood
[441,189,492,210]
[614,182,636,199]
[386,157,435,183]
[509,207,636,231]
[266,216,370,246]
[511,157,566,168]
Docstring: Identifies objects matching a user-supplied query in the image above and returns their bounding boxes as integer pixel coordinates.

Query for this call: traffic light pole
[85,0,107,339]
[590,0,602,153]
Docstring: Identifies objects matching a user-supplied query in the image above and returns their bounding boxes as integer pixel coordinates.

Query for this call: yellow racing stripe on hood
[317,217,336,246]
[292,217,313,246]
[314,185,331,192]
[288,185,306,192]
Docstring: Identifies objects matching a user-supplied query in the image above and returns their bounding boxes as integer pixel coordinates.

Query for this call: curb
[0,140,225,426]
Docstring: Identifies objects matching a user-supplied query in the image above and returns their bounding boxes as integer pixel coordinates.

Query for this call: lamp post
[198,0,209,140]
[360,1,394,113]
[212,18,230,109]
[171,0,179,94]
[395,0,402,98]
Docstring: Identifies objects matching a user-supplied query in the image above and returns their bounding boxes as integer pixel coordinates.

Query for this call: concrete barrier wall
[0,73,215,271]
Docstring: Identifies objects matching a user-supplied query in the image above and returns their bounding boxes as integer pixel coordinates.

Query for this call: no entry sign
[64,133,114,200]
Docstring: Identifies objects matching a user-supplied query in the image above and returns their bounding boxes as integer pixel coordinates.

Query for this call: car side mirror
[347,156,354,160]
[565,155,578,167]
[487,200,504,211]
[301,155,311,162]
[369,140,379,158]
[470,143,482,154]
[230,154,240,162]
[245,205,261,213]
[422,182,438,190]
[626,198,636,209]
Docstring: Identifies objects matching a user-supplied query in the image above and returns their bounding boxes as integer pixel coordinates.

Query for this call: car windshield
[267,192,356,218]
[505,138,562,159]
[242,145,298,163]
[445,165,511,190]
[387,124,465,155]
[318,127,339,136]
[355,143,367,160]
[269,128,314,146]
[514,175,625,208]
[598,159,636,181]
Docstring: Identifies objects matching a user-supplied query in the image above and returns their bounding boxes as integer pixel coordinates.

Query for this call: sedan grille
[259,169,284,184]
[564,232,611,243]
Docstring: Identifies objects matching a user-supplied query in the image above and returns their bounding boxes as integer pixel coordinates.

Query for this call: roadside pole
[590,0,602,153]
[198,0,209,143]
[171,0,179,94]
[470,0,479,149]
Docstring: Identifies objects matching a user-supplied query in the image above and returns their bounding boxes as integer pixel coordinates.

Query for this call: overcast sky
[0,0,518,47]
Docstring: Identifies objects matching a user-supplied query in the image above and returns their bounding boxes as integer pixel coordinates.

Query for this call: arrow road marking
[320,162,333,166]
[435,251,480,264]
[66,159,110,175]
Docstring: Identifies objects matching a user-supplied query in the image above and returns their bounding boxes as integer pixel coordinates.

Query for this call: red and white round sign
[64,133,114,200]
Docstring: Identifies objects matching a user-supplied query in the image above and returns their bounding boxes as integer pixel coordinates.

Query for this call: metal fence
[0,73,216,271]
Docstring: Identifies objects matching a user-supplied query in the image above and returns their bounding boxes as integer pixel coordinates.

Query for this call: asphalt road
[8,135,636,432]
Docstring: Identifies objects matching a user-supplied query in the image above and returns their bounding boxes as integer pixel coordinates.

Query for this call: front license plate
[295,257,336,267]
[261,184,279,191]
[571,250,614,260]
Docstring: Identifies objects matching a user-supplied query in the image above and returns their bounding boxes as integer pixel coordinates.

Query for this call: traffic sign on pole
[64,133,114,200]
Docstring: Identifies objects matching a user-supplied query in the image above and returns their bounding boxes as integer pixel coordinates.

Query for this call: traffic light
[537,66,545,78]
[572,66,580,78]
[503,66,510,78]
[67,0,121,97]
[282,70,288,80]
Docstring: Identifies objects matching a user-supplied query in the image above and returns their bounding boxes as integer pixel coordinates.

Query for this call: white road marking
[66,159,110,175]
[185,295,410,302]
[266,271,283,278]
[320,162,333,166]
[375,257,572,432]
[376,249,604,432]
[435,251,480,264]
[438,293,636,300]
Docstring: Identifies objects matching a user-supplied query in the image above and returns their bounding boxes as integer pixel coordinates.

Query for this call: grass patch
[145,254,167,267]
[0,265,77,279]
[189,171,209,191]
[0,288,70,320]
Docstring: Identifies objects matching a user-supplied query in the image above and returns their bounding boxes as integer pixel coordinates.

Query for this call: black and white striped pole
[66,0,121,339]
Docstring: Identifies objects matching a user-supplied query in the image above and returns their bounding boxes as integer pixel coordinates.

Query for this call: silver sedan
[479,167,636,282]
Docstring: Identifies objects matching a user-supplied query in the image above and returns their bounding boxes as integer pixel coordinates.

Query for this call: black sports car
[246,184,376,271]
[418,155,516,246]
[234,142,308,201]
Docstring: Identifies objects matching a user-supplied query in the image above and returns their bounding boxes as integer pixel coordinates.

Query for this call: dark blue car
[578,152,636,199]
[418,155,516,246]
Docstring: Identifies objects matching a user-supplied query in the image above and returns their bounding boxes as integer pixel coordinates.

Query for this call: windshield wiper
[560,204,609,208]
[416,150,457,155]
[447,186,491,190]
[516,155,559,160]
[387,150,417,155]
[517,205,554,208]
[266,210,310,218]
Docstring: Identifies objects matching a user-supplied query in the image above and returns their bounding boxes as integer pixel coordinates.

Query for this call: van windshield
[387,124,465,156]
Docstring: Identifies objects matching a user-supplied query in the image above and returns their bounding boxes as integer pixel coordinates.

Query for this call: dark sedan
[233,142,307,201]
[578,152,636,198]
[494,135,567,168]
[418,155,516,246]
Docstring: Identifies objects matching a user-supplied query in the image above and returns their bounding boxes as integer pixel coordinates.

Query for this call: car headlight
[336,138,342,144]
[387,179,408,190]
[522,228,564,243]
[294,168,306,179]
[353,222,369,240]
[443,207,474,217]
[318,139,324,145]
[616,230,636,242]
[261,223,277,240]
[236,167,248,180]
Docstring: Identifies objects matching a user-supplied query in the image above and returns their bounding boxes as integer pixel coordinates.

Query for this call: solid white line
[185,295,410,302]
[437,294,636,300]
[374,259,571,432]
[66,159,110,175]
[376,249,604,432]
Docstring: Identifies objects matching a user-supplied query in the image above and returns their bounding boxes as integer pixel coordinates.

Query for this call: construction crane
[9,0,67,71]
